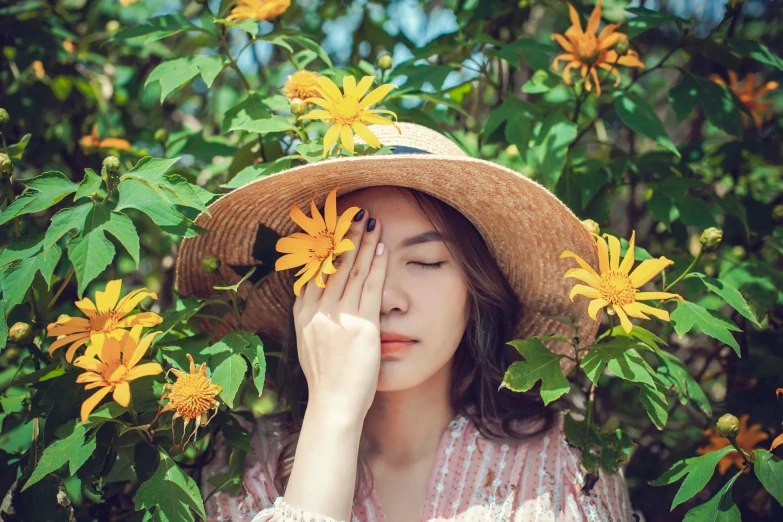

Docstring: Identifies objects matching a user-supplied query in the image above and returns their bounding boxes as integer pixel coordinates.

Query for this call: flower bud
[154,128,169,143]
[613,40,630,57]
[376,54,393,71]
[201,253,221,274]
[717,413,740,438]
[57,314,70,323]
[773,204,783,223]
[700,227,723,250]
[581,219,600,237]
[290,98,307,116]
[105,20,120,34]
[0,108,9,129]
[0,153,12,179]
[103,156,120,172]
[9,322,33,345]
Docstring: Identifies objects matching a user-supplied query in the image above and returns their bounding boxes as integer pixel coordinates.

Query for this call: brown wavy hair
[264,186,556,501]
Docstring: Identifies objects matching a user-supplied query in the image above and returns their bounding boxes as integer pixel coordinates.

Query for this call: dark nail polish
[353,209,365,222]
[366,218,376,232]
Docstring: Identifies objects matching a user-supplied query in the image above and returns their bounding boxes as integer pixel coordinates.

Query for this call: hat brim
[174,153,602,376]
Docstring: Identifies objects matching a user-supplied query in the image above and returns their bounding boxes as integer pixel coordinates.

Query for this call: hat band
[391,145,431,154]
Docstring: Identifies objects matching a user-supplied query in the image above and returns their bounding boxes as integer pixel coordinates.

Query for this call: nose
[379,265,408,316]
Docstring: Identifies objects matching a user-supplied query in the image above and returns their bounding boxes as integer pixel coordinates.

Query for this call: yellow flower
[275,187,362,296]
[551,0,644,96]
[560,230,684,334]
[46,279,162,362]
[79,124,132,153]
[282,69,322,101]
[697,414,769,475]
[154,353,222,448]
[709,71,779,128]
[32,60,45,80]
[119,0,139,5]
[299,75,400,158]
[227,0,290,22]
[74,326,164,423]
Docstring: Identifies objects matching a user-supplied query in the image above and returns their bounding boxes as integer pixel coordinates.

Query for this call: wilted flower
[709,71,779,128]
[281,69,322,102]
[697,413,768,475]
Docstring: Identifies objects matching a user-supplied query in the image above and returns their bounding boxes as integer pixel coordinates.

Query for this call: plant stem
[36,267,75,322]
[128,395,139,426]
[664,248,704,292]
[727,435,752,467]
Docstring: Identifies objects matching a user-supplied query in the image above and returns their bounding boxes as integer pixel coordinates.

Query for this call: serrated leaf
[606,349,656,387]
[211,353,247,408]
[525,108,578,189]
[625,7,692,38]
[638,376,669,430]
[222,94,297,134]
[656,350,712,418]
[2,244,62,313]
[223,156,296,189]
[112,14,203,45]
[121,157,209,215]
[728,39,783,71]
[500,338,569,405]
[754,449,783,508]
[295,142,325,163]
[693,273,762,327]
[22,423,96,491]
[116,177,207,238]
[668,71,742,135]
[682,469,742,522]
[0,171,78,226]
[650,445,737,509]
[562,411,635,474]
[44,203,96,253]
[670,301,741,356]
[217,331,266,396]
[68,227,116,297]
[74,168,103,201]
[580,337,638,384]
[7,133,31,160]
[135,450,206,522]
[104,211,140,268]
[145,55,227,103]
[215,18,259,38]
[0,233,45,269]
[613,91,680,157]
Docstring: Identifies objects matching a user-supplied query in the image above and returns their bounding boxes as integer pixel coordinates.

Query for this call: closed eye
[410,262,443,269]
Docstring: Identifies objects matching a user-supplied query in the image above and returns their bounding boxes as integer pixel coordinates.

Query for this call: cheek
[416,273,469,335]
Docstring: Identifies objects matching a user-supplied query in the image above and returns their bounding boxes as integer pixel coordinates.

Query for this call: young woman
[175,123,635,521]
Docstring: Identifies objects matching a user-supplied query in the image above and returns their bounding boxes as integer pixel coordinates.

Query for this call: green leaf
[0,234,46,268]
[211,353,247,408]
[222,94,297,134]
[488,38,555,70]
[682,469,742,522]
[67,204,117,297]
[624,7,692,38]
[44,203,97,253]
[691,273,762,328]
[656,350,712,418]
[295,141,326,163]
[223,156,296,189]
[215,331,266,396]
[525,108,577,189]
[637,375,670,430]
[116,178,208,238]
[728,39,783,71]
[613,91,680,157]
[668,71,742,135]
[2,244,62,313]
[145,55,227,103]
[104,211,140,268]
[606,349,656,387]
[650,445,737,509]
[0,172,78,226]
[122,157,209,215]
[500,338,569,405]
[74,168,103,201]
[670,301,742,357]
[580,337,638,384]
[754,449,783,508]
[207,445,246,496]
[135,449,206,522]
[112,14,204,44]
[7,134,32,161]
[215,18,259,38]
[0,302,6,350]
[521,70,563,94]
[22,422,96,491]
[562,411,635,474]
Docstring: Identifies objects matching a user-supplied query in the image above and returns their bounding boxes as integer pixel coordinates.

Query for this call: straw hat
[174,122,602,375]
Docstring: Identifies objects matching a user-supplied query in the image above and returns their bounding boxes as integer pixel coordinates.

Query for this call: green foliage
[135,450,207,522]
[650,446,738,510]
[501,337,570,405]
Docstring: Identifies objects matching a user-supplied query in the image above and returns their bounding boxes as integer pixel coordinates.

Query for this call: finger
[301,263,327,306]
[342,217,381,311]
[358,241,388,318]
[321,209,368,304]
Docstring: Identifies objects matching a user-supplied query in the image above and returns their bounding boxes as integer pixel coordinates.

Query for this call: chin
[376,363,426,392]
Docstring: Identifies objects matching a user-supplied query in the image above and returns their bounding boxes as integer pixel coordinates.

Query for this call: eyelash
[411,262,443,269]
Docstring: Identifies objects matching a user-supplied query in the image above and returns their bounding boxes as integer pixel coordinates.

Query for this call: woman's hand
[293,209,388,424]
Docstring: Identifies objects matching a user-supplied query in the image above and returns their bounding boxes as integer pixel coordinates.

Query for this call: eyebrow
[400,230,447,248]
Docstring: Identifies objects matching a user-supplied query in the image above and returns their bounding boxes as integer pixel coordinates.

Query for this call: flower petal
[564,267,600,288]
[354,76,375,100]
[342,75,357,98]
[323,123,342,157]
[333,237,355,255]
[47,333,89,356]
[569,284,602,302]
[127,362,164,381]
[352,121,381,148]
[623,301,670,321]
[65,336,91,362]
[276,236,314,254]
[628,257,674,287]
[299,109,332,121]
[358,83,397,109]
[586,0,602,35]
[324,187,338,233]
[316,76,343,101]
[588,298,609,321]
[634,291,684,303]
[74,297,98,319]
[81,386,113,423]
[289,202,322,236]
[73,356,103,372]
[334,209,361,243]
[115,312,163,329]
[113,381,131,407]
[96,279,122,314]
[613,305,634,333]
[294,262,321,296]
[566,2,583,35]
[275,251,313,271]
[604,233,621,272]
[618,230,636,275]
[128,331,164,368]
[595,235,610,274]
[115,288,158,317]
[310,197,327,233]
[552,33,575,52]
[340,124,355,153]
[560,250,602,282]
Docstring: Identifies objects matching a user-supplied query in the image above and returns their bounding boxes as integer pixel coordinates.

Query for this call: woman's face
[335,186,470,392]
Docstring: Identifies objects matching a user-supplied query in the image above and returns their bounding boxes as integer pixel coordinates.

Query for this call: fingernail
[353,209,365,222]
[366,218,376,232]
[376,243,384,256]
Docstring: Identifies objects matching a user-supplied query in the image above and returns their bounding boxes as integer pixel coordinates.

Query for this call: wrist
[305,397,366,431]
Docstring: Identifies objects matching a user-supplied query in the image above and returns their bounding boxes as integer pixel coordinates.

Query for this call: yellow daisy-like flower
[46,279,162,362]
[227,0,290,22]
[274,187,362,296]
[282,69,322,101]
[153,353,222,448]
[560,230,684,333]
[551,0,645,96]
[74,326,164,423]
[299,75,400,158]
[709,71,779,129]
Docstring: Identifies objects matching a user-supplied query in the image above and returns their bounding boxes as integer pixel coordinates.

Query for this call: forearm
[283,404,364,521]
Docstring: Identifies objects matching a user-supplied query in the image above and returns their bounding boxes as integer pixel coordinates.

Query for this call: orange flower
[63,40,75,54]
[119,0,139,5]
[709,71,779,128]
[46,279,162,362]
[771,388,783,452]
[32,60,45,80]
[275,187,362,296]
[697,414,769,475]
[153,353,222,448]
[551,0,644,96]
[74,326,163,423]
[227,0,290,22]
[282,69,322,102]
[79,124,131,153]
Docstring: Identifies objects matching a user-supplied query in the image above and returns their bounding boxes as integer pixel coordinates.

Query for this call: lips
[380,331,416,342]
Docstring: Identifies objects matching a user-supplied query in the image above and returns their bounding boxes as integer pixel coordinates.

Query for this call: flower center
[104,363,129,385]
[312,233,335,261]
[333,96,360,125]
[169,374,217,418]
[598,271,636,307]
[576,35,601,64]
[90,311,117,333]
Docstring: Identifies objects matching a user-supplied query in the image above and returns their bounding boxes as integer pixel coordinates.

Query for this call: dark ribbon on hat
[390,145,431,155]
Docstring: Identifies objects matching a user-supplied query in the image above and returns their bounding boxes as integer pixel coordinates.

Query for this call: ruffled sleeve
[201,413,345,522]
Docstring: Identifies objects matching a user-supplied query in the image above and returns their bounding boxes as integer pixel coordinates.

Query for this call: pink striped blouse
[201,408,635,522]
